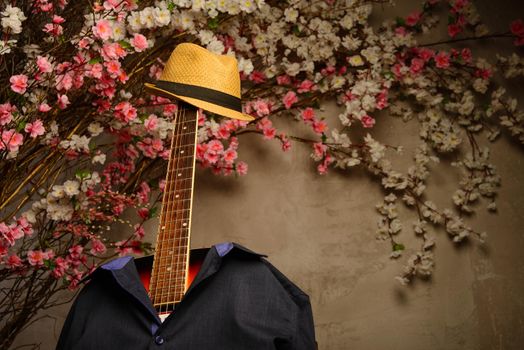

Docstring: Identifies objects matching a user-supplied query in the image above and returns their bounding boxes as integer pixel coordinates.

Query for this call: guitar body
[135,248,207,296]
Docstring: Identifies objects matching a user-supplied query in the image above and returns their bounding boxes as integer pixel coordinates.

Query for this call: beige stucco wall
[11,0,524,349]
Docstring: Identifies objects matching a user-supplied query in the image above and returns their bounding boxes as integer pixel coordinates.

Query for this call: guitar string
[165,105,185,312]
[183,113,199,296]
[174,106,195,307]
[156,105,179,311]
[150,105,178,309]
[176,107,196,305]
[169,105,189,310]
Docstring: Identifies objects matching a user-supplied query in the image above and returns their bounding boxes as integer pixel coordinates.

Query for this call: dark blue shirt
[56,242,317,349]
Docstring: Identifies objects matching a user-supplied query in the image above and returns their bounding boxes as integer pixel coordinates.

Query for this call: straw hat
[143,43,254,121]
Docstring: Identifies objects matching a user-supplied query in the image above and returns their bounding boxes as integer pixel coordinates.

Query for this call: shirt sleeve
[292,293,317,350]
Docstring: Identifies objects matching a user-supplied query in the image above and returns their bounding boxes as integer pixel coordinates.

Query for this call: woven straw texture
[144,43,254,121]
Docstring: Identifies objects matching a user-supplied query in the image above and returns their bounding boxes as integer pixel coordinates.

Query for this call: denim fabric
[56,242,316,349]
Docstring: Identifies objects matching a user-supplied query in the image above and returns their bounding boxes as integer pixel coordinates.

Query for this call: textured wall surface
[12,0,524,349]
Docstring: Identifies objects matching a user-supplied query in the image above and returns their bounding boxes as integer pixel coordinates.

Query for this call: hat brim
[144,82,254,121]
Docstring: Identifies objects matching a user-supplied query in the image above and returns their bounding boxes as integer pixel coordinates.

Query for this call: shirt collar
[99,241,267,272]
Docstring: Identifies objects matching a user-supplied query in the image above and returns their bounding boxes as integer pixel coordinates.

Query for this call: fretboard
[149,104,198,313]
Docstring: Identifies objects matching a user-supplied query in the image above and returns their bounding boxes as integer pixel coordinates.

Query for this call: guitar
[135,102,205,322]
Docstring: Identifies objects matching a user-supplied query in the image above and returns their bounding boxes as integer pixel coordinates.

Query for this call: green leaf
[167,1,175,11]
[393,243,405,251]
[132,135,141,143]
[118,40,132,49]
[89,57,102,65]
[16,121,26,132]
[292,25,301,36]
[148,206,158,219]
[395,17,406,27]
[321,134,327,142]
[44,259,56,269]
[208,17,219,30]
[75,169,91,179]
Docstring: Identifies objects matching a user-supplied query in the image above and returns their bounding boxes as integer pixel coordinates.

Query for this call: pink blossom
[68,245,83,261]
[137,181,150,204]
[105,60,122,76]
[256,117,273,131]
[301,107,315,124]
[312,120,328,134]
[17,216,32,236]
[406,10,422,27]
[36,56,53,73]
[144,114,158,131]
[313,142,327,158]
[93,19,112,40]
[280,134,291,152]
[254,99,271,117]
[55,72,73,91]
[204,150,219,164]
[392,63,405,79]
[6,254,22,269]
[417,48,435,62]
[24,119,45,138]
[447,23,462,37]
[52,257,68,278]
[43,22,63,36]
[163,103,178,117]
[434,51,450,69]
[320,65,336,76]
[475,68,492,80]
[137,207,149,220]
[88,63,103,79]
[217,125,231,139]
[90,239,107,255]
[10,74,28,94]
[130,33,148,52]
[276,74,291,85]
[0,102,15,125]
[134,224,145,239]
[263,127,276,140]
[38,103,52,112]
[223,149,238,164]
[101,42,127,61]
[510,19,524,37]
[376,89,389,110]
[236,161,248,176]
[249,71,266,83]
[283,91,298,109]
[317,153,333,175]
[0,222,14,246]
[297,79,316,93]
[361,115,376,128]
[27,250,45,266]
[53,15,65,24]
[410,58,425,75]
[395,26,407,37]
[57,94,70,109]
[208,139,224,153]
[461,48,472,63]
[1,129,24,152]
[317,163,328,175]
[114,101,137,123]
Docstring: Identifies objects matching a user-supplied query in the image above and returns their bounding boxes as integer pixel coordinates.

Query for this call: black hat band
[152,80,242,112]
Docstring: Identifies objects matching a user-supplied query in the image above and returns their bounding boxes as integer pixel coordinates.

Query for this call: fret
[168,130,197,138]
[150,106,199,300]
[166,166,195,173]
[153,301,182,306]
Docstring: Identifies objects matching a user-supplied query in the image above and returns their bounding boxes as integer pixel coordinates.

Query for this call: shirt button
[155,335,165,345]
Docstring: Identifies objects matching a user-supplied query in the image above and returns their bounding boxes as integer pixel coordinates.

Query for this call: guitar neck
[149,103,199,313]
